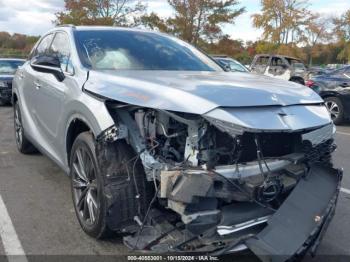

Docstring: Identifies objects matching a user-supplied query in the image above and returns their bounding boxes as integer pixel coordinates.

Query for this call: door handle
[34,81,41,90]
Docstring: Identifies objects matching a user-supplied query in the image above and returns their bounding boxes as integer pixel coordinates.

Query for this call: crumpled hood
[84,70,323,115]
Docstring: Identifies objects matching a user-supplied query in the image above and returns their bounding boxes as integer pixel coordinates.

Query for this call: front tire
[325,97,344,125]
[70,132,110,239]
[70,132,151,239]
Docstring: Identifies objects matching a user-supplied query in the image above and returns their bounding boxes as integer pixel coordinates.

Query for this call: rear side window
[251,56,270,74]
[256,56,269,66]
[34,34,54,57]
[270,57,285,66]
[49,32,72,73]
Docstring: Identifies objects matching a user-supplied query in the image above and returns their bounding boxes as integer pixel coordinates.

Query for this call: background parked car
[250,54,307,85]
[212,55,250,72]
[306,66,350,124]
[0,58,25,105]
[307,66,328,78]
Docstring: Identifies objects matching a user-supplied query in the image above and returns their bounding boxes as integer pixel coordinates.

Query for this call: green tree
[303,15,332,65]
[142,0,245,46]
[333,10,350,63]
[55,0,146,26]
[252,0,313,44]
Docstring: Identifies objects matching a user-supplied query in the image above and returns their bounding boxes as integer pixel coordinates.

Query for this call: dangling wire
[254,135,273,181]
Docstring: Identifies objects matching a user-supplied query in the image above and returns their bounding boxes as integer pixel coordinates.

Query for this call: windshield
[216,58,248,72]
[74,30,222,71]
[0,60,24,75]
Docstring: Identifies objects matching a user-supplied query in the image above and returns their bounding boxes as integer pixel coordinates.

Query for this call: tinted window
[256,56,269,66]
[251,56,269,74]
[50,32,72,72]
[35,34,54,56]
[0,60,24,75]
[271,57,285,66]
[74,30,222,71]
[217,59,248,72]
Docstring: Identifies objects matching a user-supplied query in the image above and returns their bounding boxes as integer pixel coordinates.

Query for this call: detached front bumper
[124,164,342,261]
[243,164,342,261]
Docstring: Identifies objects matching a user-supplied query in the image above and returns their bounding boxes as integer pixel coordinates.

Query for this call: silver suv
[13,26,341,259]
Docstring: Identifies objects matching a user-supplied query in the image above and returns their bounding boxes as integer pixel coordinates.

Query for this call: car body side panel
[338,93,350,119]
[13,64,65,168]
[12,27,116,172]
[13,68,115,172]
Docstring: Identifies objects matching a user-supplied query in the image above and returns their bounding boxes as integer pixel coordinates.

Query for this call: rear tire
[70,132,151,239]
[325,97,344,125]
[14,101,37,154]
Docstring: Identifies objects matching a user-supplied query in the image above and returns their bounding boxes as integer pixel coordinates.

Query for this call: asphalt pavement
[0,105,350,261]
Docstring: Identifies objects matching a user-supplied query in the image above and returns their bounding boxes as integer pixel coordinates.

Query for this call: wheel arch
[65,116,95,166]
[320,93,340,100]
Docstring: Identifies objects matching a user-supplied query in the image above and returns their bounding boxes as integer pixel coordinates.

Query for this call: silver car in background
[13,25,342,260]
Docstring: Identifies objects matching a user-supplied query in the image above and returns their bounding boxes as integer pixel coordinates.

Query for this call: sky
[0,0,349,41]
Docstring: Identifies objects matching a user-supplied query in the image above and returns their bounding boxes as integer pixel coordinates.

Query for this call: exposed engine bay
[98,102,341,259]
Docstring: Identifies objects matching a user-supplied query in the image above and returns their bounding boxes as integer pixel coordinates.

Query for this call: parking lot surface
[0,105,350,261]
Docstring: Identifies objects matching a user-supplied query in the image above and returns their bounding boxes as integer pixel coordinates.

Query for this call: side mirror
[223,64,231,72]
[30,55,65,82]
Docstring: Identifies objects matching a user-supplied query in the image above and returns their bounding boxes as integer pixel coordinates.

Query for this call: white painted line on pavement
[337,131,350,136]
[0,194,27,262]
[341,187,350,195]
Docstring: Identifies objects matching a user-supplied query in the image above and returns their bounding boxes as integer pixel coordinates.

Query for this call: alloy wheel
[325,101,340,120]
[72,146,99,226]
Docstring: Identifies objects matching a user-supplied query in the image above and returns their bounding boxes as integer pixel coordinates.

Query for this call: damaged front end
[99,102,342,261]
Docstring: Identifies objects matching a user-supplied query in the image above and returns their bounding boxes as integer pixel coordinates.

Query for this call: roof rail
[56,24,76,29]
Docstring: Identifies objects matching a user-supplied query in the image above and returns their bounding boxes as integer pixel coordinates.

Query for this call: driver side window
[32,34,54,58]
[252,56,269,74]
[269,57,287,76]
[49,32,72,74]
